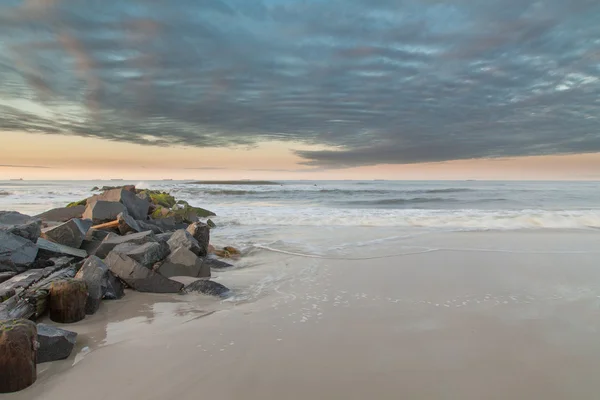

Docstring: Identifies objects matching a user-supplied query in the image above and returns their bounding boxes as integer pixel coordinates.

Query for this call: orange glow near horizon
[2,131,600,180]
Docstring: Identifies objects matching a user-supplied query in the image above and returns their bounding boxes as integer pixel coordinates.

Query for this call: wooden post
[91,220,119,230]
[49,279,87,323]
[0,319,37,393]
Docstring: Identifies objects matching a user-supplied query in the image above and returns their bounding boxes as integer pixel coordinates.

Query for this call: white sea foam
[210,207,600,230]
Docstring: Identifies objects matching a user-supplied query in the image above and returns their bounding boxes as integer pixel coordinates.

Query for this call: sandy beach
[6,229,600,400]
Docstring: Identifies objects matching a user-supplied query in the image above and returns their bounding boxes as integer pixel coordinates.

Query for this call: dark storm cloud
[1,0,599,167]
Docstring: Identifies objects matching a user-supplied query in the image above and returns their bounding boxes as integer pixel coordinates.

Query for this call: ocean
[1,179,599,259]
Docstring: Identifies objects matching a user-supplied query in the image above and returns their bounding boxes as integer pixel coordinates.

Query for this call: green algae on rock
[66,199,87,208]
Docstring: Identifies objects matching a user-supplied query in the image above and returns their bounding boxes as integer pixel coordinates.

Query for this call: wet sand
[8,230,600,400]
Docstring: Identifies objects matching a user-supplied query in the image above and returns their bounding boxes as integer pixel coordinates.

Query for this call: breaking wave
[214,208,600,230]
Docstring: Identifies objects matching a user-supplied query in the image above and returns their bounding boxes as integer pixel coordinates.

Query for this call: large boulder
[83,201,126,224]
[36,323,77,363]
[94,230,156,259]
[74,256,109,314]
[184,279,231,297]
[117,212,141,235]
[91,188,150,221]
[155,247,209,278]
[135,219,163,234]
[155,232,174,243]
[0,211,42,242]
[0,272,16,284]
[104,271,125,300]
[112,241,169,268]
[186,222,210,256]
[35,206,85,222]
[0,231,38,270]
[167,229,202,256]
[104,252,183,293]
[36,238,87,259]
[41,218,92,248]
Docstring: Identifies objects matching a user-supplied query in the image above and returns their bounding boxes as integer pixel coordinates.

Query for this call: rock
[66,199,87,208]
[207,244,215,254]
[105,251,183,293]
[0,272,16,284]
[74,256,109,314]
[117,212,141,235]
[0,231,38,269]
[41,218,92,248]
[35,206,85,222]
[83,200,126,224]
[155,247,209,278]
[186,222,210,256]
[0,319,37,393]
[136,219,163,234]
[112,241,170,268]
[86,229,114,242]
[104,271,125,300]
[203,257,234,270]
[155,232,174,243]
[184,279,231,297]
[207,219,216,228]
[167,229,202,256]
[0,211,42,242]
[94,230,156,259]
[36,323,77,363]
[0,260,17,273]
[37,238,87,259]
[223,246,241,256]
[91,188,150,220]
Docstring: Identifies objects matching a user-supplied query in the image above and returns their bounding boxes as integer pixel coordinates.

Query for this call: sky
[1,0,599,180]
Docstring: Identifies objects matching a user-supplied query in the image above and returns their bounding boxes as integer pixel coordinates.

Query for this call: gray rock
[75,256,109,314]
[0,271,16,284]
[36,323,77,363]
[86,229,113,241]
[94,230,156,259]
[117,212,141,235]
[155,232,174,242]
[167,229,202,256]
[186,222,210,256]
[136,219,163,234]
[41,218,93,248]
[156,247,210,278]
[91,188,150,220]
[184,279,231,297]
[35,206,85,222]
[105,251,183,293]
[207,219,216,228]
[81,230,118,256]
[0,211,42,242]
[105,270,125,299]
[0,231,38,268]
[150,217,177,232]
[112,241,170,268]
[83,200,126,224]
[203,257,234,270]
[37,238,87,259]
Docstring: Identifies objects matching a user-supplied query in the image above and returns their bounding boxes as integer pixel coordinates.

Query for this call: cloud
[0,0,599,167]
[0,164,50,169]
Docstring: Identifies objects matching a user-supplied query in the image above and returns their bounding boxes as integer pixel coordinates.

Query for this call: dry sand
[7,230,600,400]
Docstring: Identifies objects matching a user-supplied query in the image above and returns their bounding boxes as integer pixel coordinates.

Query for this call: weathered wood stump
[0,319,37,393]
[49,279,87,323]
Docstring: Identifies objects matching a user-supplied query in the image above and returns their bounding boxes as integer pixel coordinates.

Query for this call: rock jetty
[0,186,240,392]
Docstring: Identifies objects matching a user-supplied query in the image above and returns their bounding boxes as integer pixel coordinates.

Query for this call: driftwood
[91,220,119,230]
[49,279,87,323]
[0,319,37,393]
[0,261,77,321]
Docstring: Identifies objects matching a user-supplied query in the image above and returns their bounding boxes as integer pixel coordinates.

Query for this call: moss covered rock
[66,199,87,208]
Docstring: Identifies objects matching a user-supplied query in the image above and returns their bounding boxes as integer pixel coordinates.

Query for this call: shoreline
[6,230,600,399]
